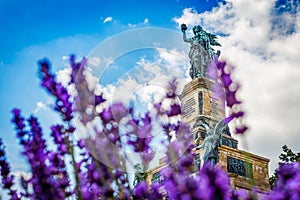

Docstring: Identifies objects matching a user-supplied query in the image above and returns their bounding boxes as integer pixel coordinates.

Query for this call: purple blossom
[167,104,181,117]
[231,111,245,118]
[161,163,230,200]
[166,79,179,98]
[225,89,241,108]
[51,125,68,154]
[221,72,233,87]
[127,113,153,153]
[69,55,107,125]
[3,55,285,199]
[133,181,148,197]
[11,111,71,199]
[11,109,27,144]
[100,103,128,124]
[268,162,300,199]
[0,139,20,199]
[39,59,73,122]
[208,60,248,135]
[235,125,249,134]
[95,94,106,106]
[69,54,87,84]
[133,181,163,200]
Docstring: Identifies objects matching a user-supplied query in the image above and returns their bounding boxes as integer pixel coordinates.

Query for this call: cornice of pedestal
[180,77,222,98]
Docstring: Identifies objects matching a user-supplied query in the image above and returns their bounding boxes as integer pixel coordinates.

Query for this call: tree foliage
[269,145,300,188]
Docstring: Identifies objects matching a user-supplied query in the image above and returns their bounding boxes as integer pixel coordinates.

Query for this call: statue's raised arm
[181,24,193,43]
[180,23,221,79]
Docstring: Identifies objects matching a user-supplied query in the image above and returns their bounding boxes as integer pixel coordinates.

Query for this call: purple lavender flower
[127,113,153,153]
[51,125,68,154]
[221,72,233,87]
[4,55,268,199]
[161,163,230,200]
[235,125,249,134]
[69,54,87,84]
[0,139,20,200]
[70,55,107,125]
[95,94,106,106]
[11,109,27,144]
[268,162,300,199]
[11,111,71,199]
[225,89,241,108]
[39,59,73,122]
[133,181,163,200]
[208,60,248,135]
[167,104,181,117]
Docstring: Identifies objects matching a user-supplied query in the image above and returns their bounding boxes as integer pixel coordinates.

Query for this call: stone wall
[219,145,270,191]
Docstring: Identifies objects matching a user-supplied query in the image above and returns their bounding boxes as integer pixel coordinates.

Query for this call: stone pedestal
[146,77,270,194]
[180,77,225,127]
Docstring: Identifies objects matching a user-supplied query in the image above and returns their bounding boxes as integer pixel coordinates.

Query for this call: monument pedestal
[146,77,270,195]
[180,77,225,126]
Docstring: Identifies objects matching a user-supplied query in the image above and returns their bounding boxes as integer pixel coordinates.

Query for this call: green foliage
[279,145,300,164]
[269,145,300,188]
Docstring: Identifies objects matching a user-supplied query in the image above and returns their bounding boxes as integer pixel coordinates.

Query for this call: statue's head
[193,25,202,34]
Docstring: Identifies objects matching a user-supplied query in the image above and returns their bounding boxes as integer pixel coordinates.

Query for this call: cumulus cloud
[100,47,188,98]
[85,47,189,118]
[62,55,69,60]
[88,56,101,67]
[88,56,114,69]
[173,8,201,27]
[103,16,113,23]
[33,101,52,114]
[173,0,300,173]
[128,18,150,27]
[56,68,71,86]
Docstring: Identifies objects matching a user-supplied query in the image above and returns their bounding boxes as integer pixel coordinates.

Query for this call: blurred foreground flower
[2,55,299,199]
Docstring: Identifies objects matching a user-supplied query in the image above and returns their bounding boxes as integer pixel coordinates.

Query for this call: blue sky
[0,0,221,172]
[1,0,300,192]
[0,0,220,63]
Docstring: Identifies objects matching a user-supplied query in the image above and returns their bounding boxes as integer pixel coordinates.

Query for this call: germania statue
[181,24,221,79]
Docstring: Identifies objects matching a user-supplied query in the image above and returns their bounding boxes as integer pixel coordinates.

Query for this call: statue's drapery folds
[181,24,221,79]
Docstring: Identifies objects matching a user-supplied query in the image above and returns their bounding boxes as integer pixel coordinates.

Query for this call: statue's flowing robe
[189,42,210,77]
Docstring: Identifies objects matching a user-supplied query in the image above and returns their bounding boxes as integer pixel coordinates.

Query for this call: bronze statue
[133,163,146,186]
[196,119,226,165]
[181,24,221,79]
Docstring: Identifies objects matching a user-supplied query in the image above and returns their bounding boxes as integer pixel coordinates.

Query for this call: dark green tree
[269,145,300,188]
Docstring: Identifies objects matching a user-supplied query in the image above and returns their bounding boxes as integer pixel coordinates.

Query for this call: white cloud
[88,56,101,67]
[62,55,69,60]
[144,18,149,24]
[103,16,113,23]
[85,47,189,113]
[33,101,51,114]
[128,23,136,28]
[109,48,189,113]
[174,1,300,174]
[56,68,71,87]
[173,8,201,27]
[128,18,150,28]
[88,56,114,69]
